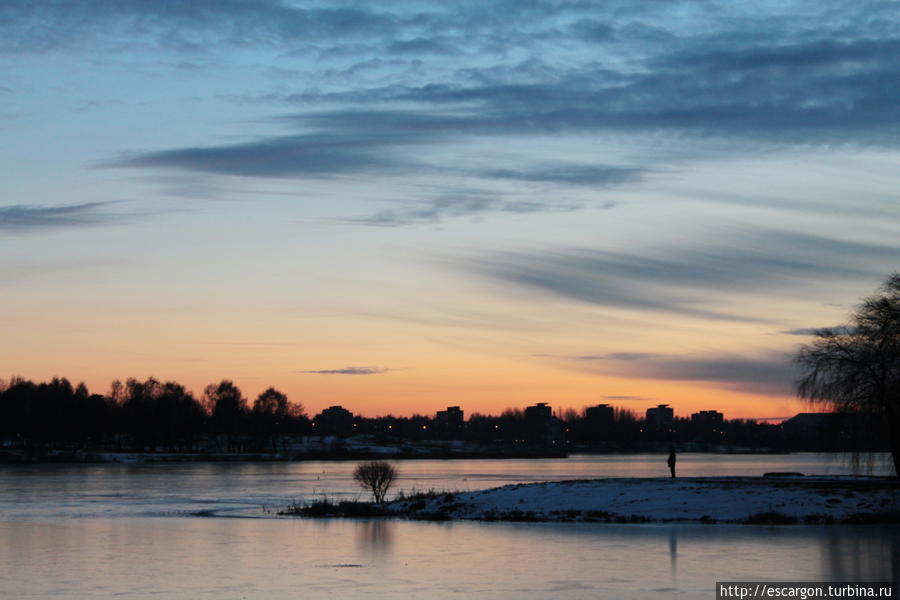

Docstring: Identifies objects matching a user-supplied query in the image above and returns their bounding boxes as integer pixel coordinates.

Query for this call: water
[0,454,896,599]
[2,453,891,520]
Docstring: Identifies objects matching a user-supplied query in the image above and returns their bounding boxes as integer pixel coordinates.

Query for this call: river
[1,454,896,599]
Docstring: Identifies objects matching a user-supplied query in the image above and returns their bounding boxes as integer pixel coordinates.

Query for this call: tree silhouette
[119,378,205,451]
[157,381,205,451]
[253,387,288,415]
[121,378,161,451]
[794,273,900,476]
[353,461,397,503]
[204,380,248,451]
[253,387,289,452]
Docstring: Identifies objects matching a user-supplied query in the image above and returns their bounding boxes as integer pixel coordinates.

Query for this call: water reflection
[0,454,892,520]
[669,529,678,578]
[1,518,898,600]
[821,526,899,581]
[356,519,394,555]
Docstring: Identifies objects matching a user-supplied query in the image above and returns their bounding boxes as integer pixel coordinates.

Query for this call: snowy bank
[378,477,900,524]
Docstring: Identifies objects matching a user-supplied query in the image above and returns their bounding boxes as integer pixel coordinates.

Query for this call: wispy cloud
[0,1,404,53]
[299,366,389,375]
[110,133,408,178]
[49,0,898,228]
[555,351,797,396]
[465,229,900,321]
[480,165,643,187]
[0,202,120,231]
[344,190,583,227]
[630,353,797,396]
[8,0,900,153]
[603,395,653,402]
[572,353,660,361]
[779,328,824,336]
[779,325,858,336]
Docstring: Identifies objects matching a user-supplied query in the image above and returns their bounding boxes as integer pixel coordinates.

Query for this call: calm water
[0,454,896,599]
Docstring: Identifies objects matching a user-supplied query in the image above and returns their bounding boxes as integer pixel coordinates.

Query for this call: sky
[2,0,899,420]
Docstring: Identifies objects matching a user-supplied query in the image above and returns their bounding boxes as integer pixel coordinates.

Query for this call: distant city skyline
[3,1,899,419]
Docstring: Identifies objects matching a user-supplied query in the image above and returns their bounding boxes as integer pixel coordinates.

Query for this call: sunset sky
[2,0,899,420]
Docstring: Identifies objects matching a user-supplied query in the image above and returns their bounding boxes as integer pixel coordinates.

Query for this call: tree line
[1,374,888,457]
[3,274,897,472]
[0,377,308,454]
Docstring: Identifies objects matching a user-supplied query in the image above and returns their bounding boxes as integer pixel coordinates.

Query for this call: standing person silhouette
[667,447,676,478]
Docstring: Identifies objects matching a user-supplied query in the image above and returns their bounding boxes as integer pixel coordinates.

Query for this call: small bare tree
[353,461,397,503]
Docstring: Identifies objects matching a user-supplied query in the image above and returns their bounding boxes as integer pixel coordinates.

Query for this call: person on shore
[667,447,676,478]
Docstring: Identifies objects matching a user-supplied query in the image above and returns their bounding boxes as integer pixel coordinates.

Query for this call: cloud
[573,353,660,361]
[779,328,824,336]
[660,37,900,73]
[480,164,643,186]
[8,0,900,149]
[779,325,858,336]
[535,347,796,395]
[631,353,798,396]
[111,133,411,178]
[0,1,403,53]
[559,351,797,396]
[466,229,900,320]
[113,107,650,184]
[386,37,457,56]
[345,191,582,226]
[108,30,900,209]
[0,202,119,231]
[602,395,652,402]
[23,0,900,224]
[299,366,389,375]
[275,28,900,147]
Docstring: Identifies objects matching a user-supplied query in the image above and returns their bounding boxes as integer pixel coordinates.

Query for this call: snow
[385,477,900,523]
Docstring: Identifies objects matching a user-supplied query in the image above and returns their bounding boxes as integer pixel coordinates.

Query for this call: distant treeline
[0,377,308,454]
[0,377,889,456]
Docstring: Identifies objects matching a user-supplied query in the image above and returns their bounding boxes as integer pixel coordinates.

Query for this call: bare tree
[794,273,900,476]
[353,461,398,503]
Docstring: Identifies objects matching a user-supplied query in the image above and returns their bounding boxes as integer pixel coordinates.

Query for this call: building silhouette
[524,402,563,445]
[646,404,674,430]
[435,406,464,438]
[585,404,614,443]
[691,410,724,428]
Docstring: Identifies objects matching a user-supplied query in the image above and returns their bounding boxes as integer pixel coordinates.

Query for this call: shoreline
[284,476,900,525]
[0,445,809,465]
[0,448,569,464]
[0,448,885,465]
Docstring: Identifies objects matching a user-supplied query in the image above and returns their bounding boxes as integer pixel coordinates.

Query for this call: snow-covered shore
[382,477,900,524]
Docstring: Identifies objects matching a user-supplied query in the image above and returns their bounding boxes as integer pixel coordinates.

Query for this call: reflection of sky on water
[670,529,678,578]
[1,518,896,599]
[356,519,394,558]
[0,454,891,519]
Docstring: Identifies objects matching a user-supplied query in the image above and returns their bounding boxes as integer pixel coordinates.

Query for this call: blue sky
[2,0,899,417]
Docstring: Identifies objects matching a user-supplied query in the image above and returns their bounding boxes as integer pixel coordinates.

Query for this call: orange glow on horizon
[12,365,806,423]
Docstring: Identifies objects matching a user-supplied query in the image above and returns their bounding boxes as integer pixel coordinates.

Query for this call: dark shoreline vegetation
[0,376,891,464]
[278,477,900,525]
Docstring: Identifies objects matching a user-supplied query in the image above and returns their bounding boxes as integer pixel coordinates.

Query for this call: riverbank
[285,476,900,524]
[0,442,567,464]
